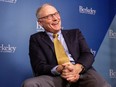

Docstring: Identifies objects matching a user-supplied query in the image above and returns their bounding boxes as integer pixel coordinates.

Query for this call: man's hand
[61,62,83,82]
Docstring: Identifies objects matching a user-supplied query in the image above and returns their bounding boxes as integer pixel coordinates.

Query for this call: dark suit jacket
[29,29,94,76]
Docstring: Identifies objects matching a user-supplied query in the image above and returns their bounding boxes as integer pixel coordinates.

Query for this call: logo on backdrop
[108,29,116,38]
[0,0,17,3]
[0,44,16,53]
[109,69,116,78]
[36,21,44,32]
[79,5,96,15]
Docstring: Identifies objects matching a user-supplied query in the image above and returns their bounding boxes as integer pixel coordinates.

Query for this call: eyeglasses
[39,11,60,20]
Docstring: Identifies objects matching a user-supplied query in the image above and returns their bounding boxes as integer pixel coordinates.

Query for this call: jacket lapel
[40,32,55,52]
[62,31,73,53]
[62,30,76,61]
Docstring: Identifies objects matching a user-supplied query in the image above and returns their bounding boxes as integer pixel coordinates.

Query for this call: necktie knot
[53,34,58,38]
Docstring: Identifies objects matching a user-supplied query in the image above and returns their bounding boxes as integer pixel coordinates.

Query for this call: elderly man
[22,3,111,87]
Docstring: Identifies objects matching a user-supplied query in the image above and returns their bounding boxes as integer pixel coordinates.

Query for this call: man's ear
[37,21,44,30]
[38,21,43,26]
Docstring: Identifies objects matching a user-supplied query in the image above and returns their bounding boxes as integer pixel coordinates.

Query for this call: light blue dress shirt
[46,30,75,75]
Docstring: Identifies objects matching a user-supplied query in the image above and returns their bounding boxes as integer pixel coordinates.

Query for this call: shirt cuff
[51,65,61,75]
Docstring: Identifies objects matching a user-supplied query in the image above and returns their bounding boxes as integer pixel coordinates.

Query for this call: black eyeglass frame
[38,11,60,20]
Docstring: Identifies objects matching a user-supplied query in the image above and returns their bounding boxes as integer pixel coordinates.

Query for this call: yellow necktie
[53,34,70,65]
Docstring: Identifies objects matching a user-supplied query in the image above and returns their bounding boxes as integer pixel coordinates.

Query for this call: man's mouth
[52,22,59,25]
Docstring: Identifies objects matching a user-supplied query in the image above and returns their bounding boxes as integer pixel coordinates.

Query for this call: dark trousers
[22,69,111,87]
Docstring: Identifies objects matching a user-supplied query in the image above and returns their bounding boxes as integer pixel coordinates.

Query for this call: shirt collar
[46,30,61,38]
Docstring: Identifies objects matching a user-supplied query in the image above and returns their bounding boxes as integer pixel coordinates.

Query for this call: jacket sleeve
[76,29,95,72]
[29,34,56,76]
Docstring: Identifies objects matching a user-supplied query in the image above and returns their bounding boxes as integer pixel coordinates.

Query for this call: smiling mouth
[52,21,59,25]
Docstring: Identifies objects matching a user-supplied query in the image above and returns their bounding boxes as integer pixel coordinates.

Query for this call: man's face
[38,5,61,33]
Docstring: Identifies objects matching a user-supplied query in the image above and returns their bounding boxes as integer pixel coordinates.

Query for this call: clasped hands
[56,62,83,83]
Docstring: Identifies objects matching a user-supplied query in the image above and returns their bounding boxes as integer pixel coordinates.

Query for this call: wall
[0,0,115,87]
